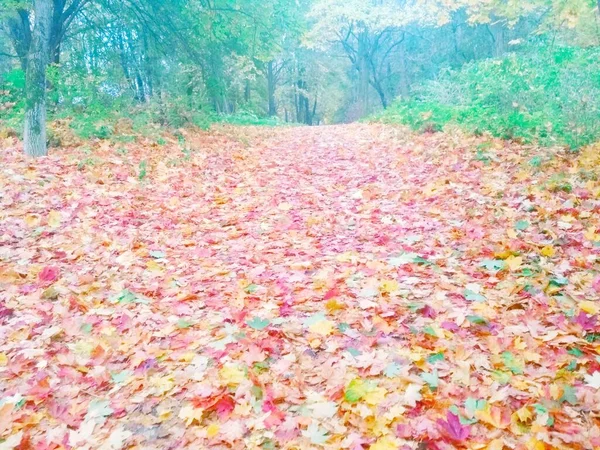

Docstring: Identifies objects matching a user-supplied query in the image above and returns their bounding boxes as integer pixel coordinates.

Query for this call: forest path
[1,124,599,448]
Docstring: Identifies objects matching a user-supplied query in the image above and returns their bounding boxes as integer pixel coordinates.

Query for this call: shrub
[374,42,600,149]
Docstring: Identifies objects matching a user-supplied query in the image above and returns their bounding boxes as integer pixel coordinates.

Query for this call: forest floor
[1,124,600,449]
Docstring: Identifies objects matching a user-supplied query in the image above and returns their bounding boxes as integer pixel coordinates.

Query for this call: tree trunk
[397,40,410,98]
[357,31,370,116]
[490,22,505,58]
[267,61,277,116]
[24,0,52,158]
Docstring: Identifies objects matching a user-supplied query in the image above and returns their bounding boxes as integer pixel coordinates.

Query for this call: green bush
[374,42,600,149]
[217,109,284,126]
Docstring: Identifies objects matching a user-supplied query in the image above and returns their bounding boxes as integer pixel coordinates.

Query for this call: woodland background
[1,0,599,149]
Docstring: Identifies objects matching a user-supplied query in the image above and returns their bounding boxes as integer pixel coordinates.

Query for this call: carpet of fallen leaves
[1,124,600,450]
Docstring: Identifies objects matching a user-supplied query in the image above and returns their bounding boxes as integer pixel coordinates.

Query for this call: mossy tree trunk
[24,0,52,158]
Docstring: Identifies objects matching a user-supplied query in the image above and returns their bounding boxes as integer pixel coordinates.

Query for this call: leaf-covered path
[1,125,600,449]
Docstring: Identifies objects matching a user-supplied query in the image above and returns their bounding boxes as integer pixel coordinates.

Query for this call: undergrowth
[373,42,600,149]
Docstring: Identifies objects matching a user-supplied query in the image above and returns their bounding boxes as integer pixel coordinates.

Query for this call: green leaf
[491,370,511,384]
[177,319,194,329]
[413,256,433,266]
[346,347,361,357]
[304,423,329,445]
[246,317,270,330]
[338,323,350,332]
[427,352,445,363]
[388,252,420,266]
[423,325,437,337]
[420,369,439,389]
[560,385,577,405]
[520,268,535,277]
[549,276,569,287]
[467,315,488,325]
[464,289,486,302]
[150,250,166,259]
[529,156,542,167]
[480,259,506,272]
[110,289,148,305]
[465,397,487,416]
[383,362,403,378]
[86,399,113,420]
[245,284,259,294]
[344,379,367,403]
[568,347,583,357]
[501,351,524,375]
[111,371,132,384]
[304,313,327,327]
[515,220,530,231]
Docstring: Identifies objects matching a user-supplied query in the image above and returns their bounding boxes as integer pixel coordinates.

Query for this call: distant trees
[0,0,597,156]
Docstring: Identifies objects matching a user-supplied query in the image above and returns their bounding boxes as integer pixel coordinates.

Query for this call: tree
[23,0,52,157]
[306,0,440,114]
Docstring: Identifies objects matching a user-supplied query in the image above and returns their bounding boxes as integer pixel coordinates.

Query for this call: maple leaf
[98,428,132,450]
[383,362,402,378]
[369,437,399,450]
[308,401,338,419]
[220,364,246,386]
[212,395,235,419]
[246,317,270,330]
[47,210,62,228]
[39,266,60,283]
[388,252,420,266]
[574,311,597,331]
[437,411,470,441]
[403,383,423,407]
[480,259,506,272]
[584,371,600,389]
[344,379,367,403]
[302,423,329,445]
[85,399,113,421]
[421,369,439,389]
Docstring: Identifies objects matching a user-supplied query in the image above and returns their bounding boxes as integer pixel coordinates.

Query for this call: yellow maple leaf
[580,301,599,315]
[505,256,522,271]
[364,386,387,406]
[206,423,219,438]
[179,404,203,426]
[526,438,546,450]
[48,210,62,228]
[540,246,555,257]
[370,437,399,450]
[0,353,7,366]
[379,279,399,294]
[513,336,527,351]
[549,383,561,401]
[309,320,334,336]
[151,375,175,394]
[220,363,246,385]
[476,406,511,429]
[325,299,345,312]
[515,406,532,422]
[146,260,163,272]
[584,227,600,242]
[25,214,40,227]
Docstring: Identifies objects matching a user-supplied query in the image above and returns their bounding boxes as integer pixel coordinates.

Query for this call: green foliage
[217,110,286,127]
[374,43,600,149]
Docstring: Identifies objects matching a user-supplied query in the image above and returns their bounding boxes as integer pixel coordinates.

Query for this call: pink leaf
[39,266,59,283]
[437,412,470,441]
